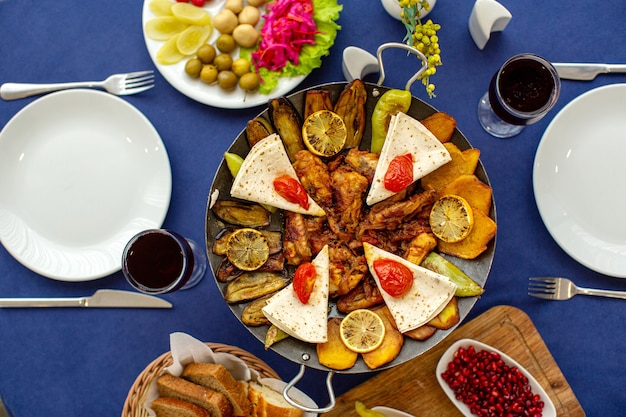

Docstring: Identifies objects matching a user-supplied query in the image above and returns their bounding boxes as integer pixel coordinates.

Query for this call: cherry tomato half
[273,175,310,210]
[373,258,413,297]
[384,153,413,193]
[293,262,317,304]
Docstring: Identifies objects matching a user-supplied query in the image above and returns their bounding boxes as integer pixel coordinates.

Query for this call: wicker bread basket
[121,342,280,417]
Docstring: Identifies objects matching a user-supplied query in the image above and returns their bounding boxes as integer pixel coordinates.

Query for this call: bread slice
[247,381,303,417]
[151,397,210,417]
[157,374,234,417]
[182,363,251,416]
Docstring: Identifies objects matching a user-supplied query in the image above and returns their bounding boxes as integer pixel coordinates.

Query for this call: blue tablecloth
[1,1,625,415]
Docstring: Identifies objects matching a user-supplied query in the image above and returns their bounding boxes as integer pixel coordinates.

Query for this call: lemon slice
[149,0,175,16]
[171,2,212,25]
[176,25,213,56]
[339,309,386,353]
[156,34,186,65]
[226,228,270,271]
[302,110,347,157]
[429,195,475,243]
[145,17,188,41]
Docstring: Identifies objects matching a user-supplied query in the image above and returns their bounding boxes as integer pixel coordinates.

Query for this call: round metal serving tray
[205,78,496,373]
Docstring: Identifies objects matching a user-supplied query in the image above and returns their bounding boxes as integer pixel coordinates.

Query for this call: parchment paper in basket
[142,332,318,416]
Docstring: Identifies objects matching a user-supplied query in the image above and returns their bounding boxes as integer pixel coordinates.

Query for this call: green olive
[196,44,216,65]
[214,53,233,72]
[231,58,251,77]
[217,70,238,90]
[239,72,260,91]
[184,58,203,78]
[216,34,236,53]
[200,65,218,84]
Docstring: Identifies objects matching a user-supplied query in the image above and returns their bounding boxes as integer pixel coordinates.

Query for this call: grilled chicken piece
[328,242,369,296]
[283,211,313,265]
[343,148,379,183]
[357,189,437,239]
[327,165,369,242]
[336,275,384,313]
[292,150,333,209]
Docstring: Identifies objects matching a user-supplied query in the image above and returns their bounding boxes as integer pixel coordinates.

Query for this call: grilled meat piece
[327,165,369,242]
[292,150,333,209]
[343,148,379,183]
[336,275,384,313]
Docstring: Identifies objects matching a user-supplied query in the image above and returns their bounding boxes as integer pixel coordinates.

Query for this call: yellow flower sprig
[399,0,442,98]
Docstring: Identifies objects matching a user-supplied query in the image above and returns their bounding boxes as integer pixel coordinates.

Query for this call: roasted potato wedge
[268,97,304,162]
[362,306,404,370]
[333,79,367,148]
[427,297,460,330]
[317,317,358,370]
[212,200,271,228]
[421,112,457,143]
[421,142,481,191]
[437,174,492,216]
[437,208,497,259]
[224,272,288,303]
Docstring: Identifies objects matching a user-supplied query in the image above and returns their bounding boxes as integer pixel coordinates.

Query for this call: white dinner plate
[0,89,172,281]
[141,0,306,109]
[533,84,626,278]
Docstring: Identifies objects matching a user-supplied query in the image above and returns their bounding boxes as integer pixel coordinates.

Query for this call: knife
[553,63,626,81]
[0,289,172,308]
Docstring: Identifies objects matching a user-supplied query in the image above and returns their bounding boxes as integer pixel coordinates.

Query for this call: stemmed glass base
[477,92,525,138]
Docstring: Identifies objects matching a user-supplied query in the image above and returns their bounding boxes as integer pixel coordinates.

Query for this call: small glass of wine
[478,53,560,138]
[122,229,207,294]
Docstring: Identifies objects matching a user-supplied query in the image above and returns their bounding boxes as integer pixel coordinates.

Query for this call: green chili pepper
[370,89,412,153]
[421,252,485,297]
[223,152,277,213]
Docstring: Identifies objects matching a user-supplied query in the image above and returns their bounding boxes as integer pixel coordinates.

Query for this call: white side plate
[533,84,626,278]
[0,89,172,281]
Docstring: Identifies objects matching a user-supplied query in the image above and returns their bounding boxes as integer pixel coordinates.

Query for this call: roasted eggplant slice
[241,295,272,326]
[268,97,304,162]
[304,89,334,119]
[246,116,275,148]
[224,271,289,303]
[212,200,271,228]
[333,79,367,148]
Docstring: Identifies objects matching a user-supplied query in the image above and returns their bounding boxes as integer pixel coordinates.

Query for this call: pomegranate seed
[441,345,545,417]
[190,0,205,6]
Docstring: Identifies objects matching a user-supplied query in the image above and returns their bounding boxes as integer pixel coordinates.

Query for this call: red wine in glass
[478,54,560,138]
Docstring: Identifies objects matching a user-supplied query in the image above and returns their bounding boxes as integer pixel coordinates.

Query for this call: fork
[528,277,626,300]
[0,70,155,100]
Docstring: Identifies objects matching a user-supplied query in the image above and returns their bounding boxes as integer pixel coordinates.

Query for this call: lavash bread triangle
[151,397,211,417]
[247,381,303,417]
[156,373,234,417]
[366,112,452,205]
[262,245,330,343]
[230,134,325,216]
[181,363,251,416]
[363,242,457,332]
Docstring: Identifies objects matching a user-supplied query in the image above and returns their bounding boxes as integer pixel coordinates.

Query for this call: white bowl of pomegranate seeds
[436,339,556,417]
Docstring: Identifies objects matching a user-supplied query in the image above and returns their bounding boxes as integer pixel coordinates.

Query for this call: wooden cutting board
[322,305,584,416]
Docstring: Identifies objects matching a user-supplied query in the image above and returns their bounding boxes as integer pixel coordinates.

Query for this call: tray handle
[282,364,336,413]
[376,42,429,91]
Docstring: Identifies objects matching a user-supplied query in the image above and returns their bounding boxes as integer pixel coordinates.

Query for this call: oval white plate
[141,0,306,109]
[436,339,556,417]
[0,89,172,281]
[533,84,626,278]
